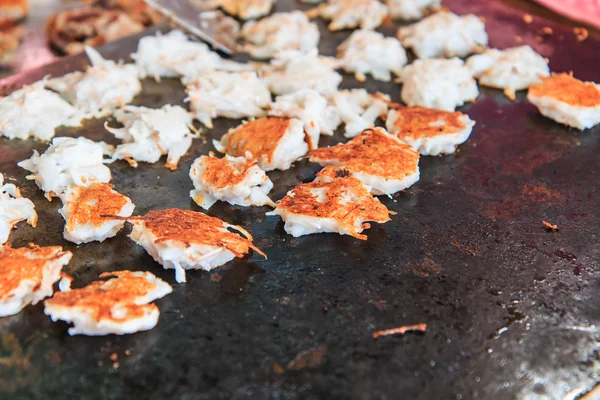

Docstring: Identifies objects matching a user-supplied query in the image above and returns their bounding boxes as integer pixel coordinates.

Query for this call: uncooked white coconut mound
[44,270,172,335]
[18,136,114,200]
[132,30,248,82]
[307,0,388,31]
[240,11,320,59]
[58,183,135,244]
[0,244,72,317]
[128,209,266,283]
[397,11,488,59]
[0,173,37,244]
[260,49,342,96]
[466,45,550,100]
[186,71,271,128]
[528,73,600,130]
[386,105,475,155]
[386,0,441,21]
[332,89,389,138]
[268,89,341,149]
[0,81,82,141]
[397,58,479,111]
[337,30,407,82]
[132,30,206,79]
[214,117,309,171]
[106,105,198,170]
[189,153,274,210]
[46,46,141,118]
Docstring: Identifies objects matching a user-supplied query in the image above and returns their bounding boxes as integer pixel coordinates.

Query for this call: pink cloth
[534,0,600,29]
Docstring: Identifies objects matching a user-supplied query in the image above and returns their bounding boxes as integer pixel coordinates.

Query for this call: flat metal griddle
[1,1,600,399]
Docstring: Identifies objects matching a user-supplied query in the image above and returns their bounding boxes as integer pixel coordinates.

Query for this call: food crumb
[535,36,543,43]
[514,35,523,44]
[125,350,131,356]
[373,323,427,338]
[272,361,285,374]
[112,362,120,369]
[542,220,559,231]
[523,14,533,24]
[286,347,327,370]
[573,27,588,42]
[504,88,516,101]
[109,353,118,361]
[541,27,553,35]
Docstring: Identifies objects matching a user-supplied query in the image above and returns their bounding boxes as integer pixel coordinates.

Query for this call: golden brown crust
[309,128,419,180]
[314,165,351,180]
[222,118,292,163]
[66,183,129,230]
[44,271,159,323]
[389,105,468,139]
[0,19,23,62]
[45,7,143,55]
[0,0,29,22]
[275,170,391,240]
[133,209,266,258]
[0,244,70,301]
[200,155,256,190]
[220,0,271,17]
[529,73,600,107]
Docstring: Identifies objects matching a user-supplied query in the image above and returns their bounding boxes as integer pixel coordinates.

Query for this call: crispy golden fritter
[83,0,163,26]
[0,19,23,62]
[275,170,391,240]
[309,127,419,180]
[0,0,28,21]
[221,118,293,163]
[529,73,600,107]
[65,183,129,230]
[131,209,266,258]
[200,154,257,190]
[45,7,143,55]
[45,271,160,323]
[0,244,70,302]
[388,105,468,139]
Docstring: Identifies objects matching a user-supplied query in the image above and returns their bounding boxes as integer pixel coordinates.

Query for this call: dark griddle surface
[1,1,600,399]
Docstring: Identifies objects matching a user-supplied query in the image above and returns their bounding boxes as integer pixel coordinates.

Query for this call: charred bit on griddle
[335,168,350,178]
[573,27,589,42]
[373,323,427,339]
[542,220,559,231]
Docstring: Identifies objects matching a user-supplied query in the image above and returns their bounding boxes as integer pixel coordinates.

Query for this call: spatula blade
[143,0,236,55]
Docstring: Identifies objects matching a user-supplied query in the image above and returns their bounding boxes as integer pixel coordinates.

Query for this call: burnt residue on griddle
[285,347,327,371]
[553,249,577,262]
[488,300,528,340]
[219,262,264,295]
[402,257,445,277]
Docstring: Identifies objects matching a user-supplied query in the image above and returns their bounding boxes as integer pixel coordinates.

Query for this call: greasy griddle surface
[1,1,600,399]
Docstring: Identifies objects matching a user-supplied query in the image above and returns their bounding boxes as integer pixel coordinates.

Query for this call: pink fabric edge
[533,0,600,29]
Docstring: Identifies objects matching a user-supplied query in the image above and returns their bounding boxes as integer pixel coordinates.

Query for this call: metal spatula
[144,0,237,55]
